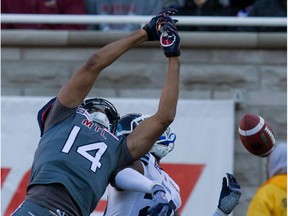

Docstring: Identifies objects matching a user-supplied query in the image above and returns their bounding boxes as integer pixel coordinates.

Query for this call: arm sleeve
[114,167,156,194]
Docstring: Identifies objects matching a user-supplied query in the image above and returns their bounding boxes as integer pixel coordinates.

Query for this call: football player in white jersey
[104,114,180,216]
[104,114,241,216]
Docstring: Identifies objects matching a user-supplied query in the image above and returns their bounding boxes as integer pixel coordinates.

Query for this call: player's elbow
[84,53,106,72]
[157,110,175,126]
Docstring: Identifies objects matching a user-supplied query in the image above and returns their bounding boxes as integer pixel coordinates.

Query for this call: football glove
[143,9,178,41]
[160,21,181,57]
[217,173,241,215]
[147,184,176,216]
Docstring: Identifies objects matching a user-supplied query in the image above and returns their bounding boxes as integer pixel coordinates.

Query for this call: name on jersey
[77,108,119,141]
[81,119,109,140]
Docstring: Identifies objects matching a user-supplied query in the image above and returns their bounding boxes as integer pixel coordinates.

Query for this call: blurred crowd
[1,0,287,32]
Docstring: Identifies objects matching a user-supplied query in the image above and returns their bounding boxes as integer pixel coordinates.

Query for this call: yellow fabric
[247,174,287,216]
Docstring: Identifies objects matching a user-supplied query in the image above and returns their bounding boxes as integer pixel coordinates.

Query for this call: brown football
[238,114,275,157]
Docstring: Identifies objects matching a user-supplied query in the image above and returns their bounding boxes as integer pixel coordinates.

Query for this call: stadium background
[1,29,287,216]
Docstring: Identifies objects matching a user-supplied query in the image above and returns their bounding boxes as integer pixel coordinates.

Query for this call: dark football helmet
[118,113,176,159]
[118,113,142,135]
[81,98,120,134]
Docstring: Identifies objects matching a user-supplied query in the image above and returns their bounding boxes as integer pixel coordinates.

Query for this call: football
[238,114,276,157]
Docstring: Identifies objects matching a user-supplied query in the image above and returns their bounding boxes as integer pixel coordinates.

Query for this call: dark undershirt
[27,183,81,216]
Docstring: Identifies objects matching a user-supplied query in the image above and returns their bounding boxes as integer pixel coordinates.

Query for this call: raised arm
[57,30,148,108]
[56,9,178,109]
[127,20,181,159]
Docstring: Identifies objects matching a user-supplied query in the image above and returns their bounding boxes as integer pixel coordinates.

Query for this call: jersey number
[61,125,108,172]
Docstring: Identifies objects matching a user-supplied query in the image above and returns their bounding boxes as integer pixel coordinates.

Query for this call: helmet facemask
[151,126,176,159]
[81,98,120,134]
[89,111,110,129]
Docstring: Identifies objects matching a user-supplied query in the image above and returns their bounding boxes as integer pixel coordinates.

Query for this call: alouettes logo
[1,164,205,215]
[160,34,176,47]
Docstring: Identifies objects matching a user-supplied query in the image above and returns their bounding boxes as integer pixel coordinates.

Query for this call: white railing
[1,14,287,27]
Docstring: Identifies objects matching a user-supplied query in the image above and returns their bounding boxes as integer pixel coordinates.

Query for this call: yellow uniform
[247,174,287,216]
[247,142,287,216]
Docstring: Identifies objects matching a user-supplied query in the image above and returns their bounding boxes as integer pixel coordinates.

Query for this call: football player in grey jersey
[12,9,181,216]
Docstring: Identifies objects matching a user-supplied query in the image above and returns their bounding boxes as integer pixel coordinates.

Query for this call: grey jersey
[29,98,134,216]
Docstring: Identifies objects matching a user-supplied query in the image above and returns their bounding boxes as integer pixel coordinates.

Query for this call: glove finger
[164,15,174,23]
[163,8,178,16]
[156,16,174,29]
[162,26,176,36]
[222,176,228,188]
[164,22,178,34]
[226,173,236,185]
[161,22,178,37]
[157,20,178,38]
[227,173,241,189]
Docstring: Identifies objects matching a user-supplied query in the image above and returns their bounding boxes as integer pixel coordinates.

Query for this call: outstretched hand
[160,21,181,57]
[217,173,241,215]
[143,9,178,41]
[147,184,176,216]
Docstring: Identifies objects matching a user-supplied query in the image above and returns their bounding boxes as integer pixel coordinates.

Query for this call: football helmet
[151,126,176,159]
[118,113,142,135]
[118,113,176,159]
[81,98,120,134]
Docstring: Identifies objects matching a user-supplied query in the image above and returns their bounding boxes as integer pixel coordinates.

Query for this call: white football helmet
[118,113,176,159]
[151,126,176,159]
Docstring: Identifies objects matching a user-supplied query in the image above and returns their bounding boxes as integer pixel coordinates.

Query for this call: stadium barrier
[1,14,287,27]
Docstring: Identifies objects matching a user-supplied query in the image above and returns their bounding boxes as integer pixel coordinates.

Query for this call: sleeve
[109,137,136,185]
[37,97,57,136]
[37,97,77,136]
[115,137,135,168]
[114,167,156,194]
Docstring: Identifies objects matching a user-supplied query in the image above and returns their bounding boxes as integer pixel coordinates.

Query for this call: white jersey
[104,153,181,216]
